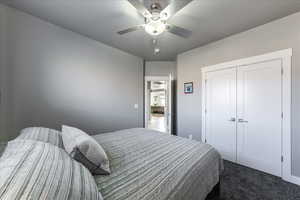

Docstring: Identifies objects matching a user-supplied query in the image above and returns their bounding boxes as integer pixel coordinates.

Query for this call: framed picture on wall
[184,82,193,94]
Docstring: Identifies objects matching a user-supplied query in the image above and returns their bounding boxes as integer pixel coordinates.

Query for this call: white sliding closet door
[206,68,237,162]
[236,59,282,176]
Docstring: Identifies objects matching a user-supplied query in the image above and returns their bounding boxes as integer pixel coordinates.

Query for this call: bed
[93,128,223,200]
[0,128,222,200]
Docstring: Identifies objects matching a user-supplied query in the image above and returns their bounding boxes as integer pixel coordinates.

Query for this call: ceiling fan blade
[160,0,194,20]
[117,25,144,35]
[166,24,192,38]
[127,0,152,18]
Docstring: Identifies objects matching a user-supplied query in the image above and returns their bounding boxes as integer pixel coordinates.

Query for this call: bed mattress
[93,128,223,200]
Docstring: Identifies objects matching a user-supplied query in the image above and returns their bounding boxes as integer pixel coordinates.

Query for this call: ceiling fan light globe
[144,20,166,36]
[151,12,161,21]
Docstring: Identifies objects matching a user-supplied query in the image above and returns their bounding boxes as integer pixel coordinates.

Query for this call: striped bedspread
[93,128,222,200]
[0,140,101,200]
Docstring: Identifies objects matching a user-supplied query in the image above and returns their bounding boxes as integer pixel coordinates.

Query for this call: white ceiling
[2,0,300,60]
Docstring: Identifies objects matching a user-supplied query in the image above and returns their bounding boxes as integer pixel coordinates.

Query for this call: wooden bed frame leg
[206,181,220,199]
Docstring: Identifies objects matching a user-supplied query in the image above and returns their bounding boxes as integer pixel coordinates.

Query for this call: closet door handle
[228,117,236,122]
[238,119,248,123]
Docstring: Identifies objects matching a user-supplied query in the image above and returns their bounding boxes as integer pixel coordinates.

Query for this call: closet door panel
[237,59,282,176]
[205,68,237,162]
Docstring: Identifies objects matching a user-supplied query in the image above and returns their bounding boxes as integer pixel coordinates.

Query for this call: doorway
[145,76,172,134]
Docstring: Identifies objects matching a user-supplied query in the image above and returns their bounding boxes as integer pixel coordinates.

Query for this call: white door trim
[145,76,170,81]
[201,49,292,73]
[201,48,296,185]
[144,76,172,134]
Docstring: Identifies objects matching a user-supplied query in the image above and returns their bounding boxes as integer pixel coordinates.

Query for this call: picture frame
[184,82,193,94]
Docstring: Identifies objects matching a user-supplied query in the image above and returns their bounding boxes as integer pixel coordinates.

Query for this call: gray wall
[145,61,177,79]
[177,11,300,176]
[0,5,144,141]
[0,5,7,140]
[0,5,10,141]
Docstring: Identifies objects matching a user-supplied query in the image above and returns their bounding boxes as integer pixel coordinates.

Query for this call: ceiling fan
[118,0,193,38]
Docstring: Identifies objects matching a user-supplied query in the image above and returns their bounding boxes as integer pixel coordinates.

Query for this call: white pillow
[62,125,110,175]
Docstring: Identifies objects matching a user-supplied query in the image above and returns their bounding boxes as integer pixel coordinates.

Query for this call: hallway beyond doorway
[148,113,166,132]
[144,76,172,134]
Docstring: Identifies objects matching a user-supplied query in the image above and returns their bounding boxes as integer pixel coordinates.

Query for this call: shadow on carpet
[207,160,300,200]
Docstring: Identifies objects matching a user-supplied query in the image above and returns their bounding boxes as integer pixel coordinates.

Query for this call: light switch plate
[134,104,139,109]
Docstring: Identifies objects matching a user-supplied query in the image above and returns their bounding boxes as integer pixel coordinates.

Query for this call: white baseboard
[284,175,300,186]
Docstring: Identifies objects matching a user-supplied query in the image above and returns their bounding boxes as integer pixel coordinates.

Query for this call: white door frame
[201,48,296,185]
[144,76,172,134]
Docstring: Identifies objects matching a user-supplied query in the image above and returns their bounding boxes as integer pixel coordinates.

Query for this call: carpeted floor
[207,160,300,200]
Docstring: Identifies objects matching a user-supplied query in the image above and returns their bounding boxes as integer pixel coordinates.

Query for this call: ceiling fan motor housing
[150,2,162,12]
[150,2,162,20]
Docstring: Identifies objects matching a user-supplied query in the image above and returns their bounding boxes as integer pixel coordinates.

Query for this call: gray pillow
[62,125,110,175]
[0,139,102,200]
[17,127,64,149]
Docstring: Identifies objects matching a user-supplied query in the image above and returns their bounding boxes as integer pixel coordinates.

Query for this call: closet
[201,49,292,178]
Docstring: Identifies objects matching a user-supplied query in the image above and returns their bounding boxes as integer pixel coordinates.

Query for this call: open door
[144,76,172,134]
[144,80,151,126]
[166,75,172,134]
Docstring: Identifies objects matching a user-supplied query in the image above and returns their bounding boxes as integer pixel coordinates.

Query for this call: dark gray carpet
[208,160,300,200]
